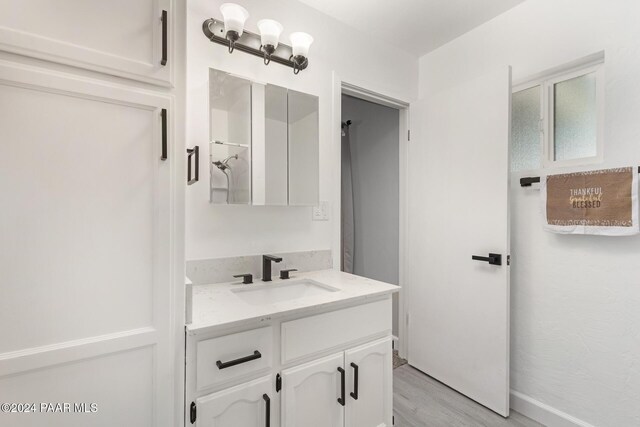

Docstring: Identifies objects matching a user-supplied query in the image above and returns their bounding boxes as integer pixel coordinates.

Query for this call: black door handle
[187,146,199,185]
[161,10,168,66]
[472,253,502,266]
[337,367,345,406]
[216,350,261,369]
[161,108,167,161]
[350,362,359,400]
[263,394,270,427]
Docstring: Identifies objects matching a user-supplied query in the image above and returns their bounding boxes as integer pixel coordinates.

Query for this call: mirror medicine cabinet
[209,68,319,206]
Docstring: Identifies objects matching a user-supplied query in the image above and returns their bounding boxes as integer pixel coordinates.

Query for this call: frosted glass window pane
[554,72,597,161]
[511,86,541,171]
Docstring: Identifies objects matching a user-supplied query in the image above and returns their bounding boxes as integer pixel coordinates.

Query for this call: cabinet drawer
[197,327,273,391]
[281,299,391,363]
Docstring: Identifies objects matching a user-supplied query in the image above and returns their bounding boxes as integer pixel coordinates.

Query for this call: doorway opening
[339,82,410,358]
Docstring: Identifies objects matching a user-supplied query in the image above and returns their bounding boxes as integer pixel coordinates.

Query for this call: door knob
[471,253,502,266]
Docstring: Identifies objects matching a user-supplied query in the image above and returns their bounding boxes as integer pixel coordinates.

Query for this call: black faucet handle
[233,273,253,284]
[279,269,298,280]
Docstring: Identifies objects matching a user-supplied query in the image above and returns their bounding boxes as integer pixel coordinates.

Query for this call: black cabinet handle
[471,253,502,266]
[187,146,199,185]
[189,401,196,424]
[216,350,261,369]
[337,367,345,406]
[350,362,359,400]
[161,10,168,66]
[263,394,270,427]
[161,108,167,161]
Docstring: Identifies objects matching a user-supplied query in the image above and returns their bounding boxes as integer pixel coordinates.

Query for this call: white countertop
[187,269,399,333]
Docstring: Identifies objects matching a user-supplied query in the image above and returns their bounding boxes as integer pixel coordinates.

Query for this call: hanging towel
[541,167,639,236]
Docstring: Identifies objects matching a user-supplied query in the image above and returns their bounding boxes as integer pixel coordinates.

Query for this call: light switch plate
[312,201,330,221]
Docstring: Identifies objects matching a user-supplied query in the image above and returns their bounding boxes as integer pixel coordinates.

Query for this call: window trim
[512,54,605,172]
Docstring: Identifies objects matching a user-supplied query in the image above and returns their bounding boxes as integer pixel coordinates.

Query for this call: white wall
[186,0,417,262]
[342,95,400,335]
[418,1,640,425]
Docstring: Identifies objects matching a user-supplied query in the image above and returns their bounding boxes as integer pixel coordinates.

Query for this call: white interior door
[408,66,511,416]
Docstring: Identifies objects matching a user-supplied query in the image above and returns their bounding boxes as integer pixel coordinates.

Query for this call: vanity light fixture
[289,32,313,75]
[202,8,312,74]
[257,19,284,65]
[219,3,249,53]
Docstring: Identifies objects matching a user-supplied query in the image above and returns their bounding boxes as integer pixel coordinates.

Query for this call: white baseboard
[510,390,596,427]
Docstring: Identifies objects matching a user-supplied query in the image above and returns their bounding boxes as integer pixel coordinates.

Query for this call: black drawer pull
[216,350,261,369]
[337,367,345,406]
[350,362,359,400]
[263,394,270,427]
[161,108,167,161]
[161,10,168,66]
[187,146,199,185]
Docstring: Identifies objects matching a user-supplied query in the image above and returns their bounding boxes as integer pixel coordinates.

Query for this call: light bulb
[220,3,249,38]
[290,32,314,58]
[257,19,283,49]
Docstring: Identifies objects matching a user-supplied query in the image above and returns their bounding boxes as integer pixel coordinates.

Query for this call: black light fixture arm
[261,44,276,65]
[202,19,309,73]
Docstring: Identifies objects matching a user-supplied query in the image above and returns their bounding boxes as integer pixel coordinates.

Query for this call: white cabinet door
[345,338,393,427]
[0,60,174,426]
[196,376,273,427]
[281,353,344,427]
[0,0,173,85]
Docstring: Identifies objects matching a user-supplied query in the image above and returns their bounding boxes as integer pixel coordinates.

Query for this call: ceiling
[296,0,525,56]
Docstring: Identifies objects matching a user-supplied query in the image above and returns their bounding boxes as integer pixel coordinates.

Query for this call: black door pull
[350,362,359,400]
[161,10,168,66]
[161,108,168,161]
[216,350,261,369]
[472,253,502,266]
[187,146,199,185]
[263,394,270,427]
[337,367,346,406]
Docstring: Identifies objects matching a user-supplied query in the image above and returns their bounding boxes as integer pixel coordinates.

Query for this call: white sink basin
[231,279,339,305]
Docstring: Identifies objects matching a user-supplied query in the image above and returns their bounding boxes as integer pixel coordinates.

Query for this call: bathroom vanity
[185,269,398,426]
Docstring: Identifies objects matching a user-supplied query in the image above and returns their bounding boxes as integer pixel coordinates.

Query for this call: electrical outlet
[312,201,330,221]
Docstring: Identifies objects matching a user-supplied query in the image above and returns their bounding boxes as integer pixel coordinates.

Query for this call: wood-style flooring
[393,365,544,427]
